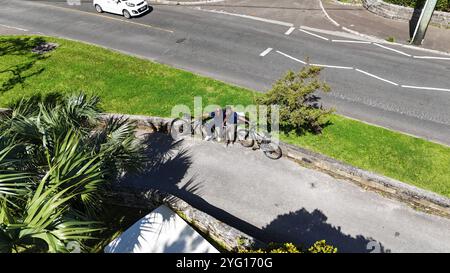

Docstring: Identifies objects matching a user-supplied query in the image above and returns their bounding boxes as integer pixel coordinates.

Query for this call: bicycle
[170,114,205,140]
[237,122,282,160]
[170,115,235,142]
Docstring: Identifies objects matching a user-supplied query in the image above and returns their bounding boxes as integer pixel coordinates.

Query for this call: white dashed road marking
[284,27,295,36]
[331,39,371,44]
[299,28,329,41]
[299,26,450,62]
[413,56,450,60]
[355,69,399,86]
[259,47,273,57]
[276,50,307,64]
[0,24,28,31]
[311,64,354,69]
[195,8,450,63]
[268,48,450,92]
[373,43,412,57]
[401,85,450,93]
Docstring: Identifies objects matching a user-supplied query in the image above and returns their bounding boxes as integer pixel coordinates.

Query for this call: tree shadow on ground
[118,132,386,253]
[261,208,388,253]
[117,132,268,244]
[0,36,49,92]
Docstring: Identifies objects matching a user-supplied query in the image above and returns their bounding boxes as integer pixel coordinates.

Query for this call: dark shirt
[209,110,238,124]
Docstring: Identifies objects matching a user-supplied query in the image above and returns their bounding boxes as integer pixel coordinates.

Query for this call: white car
[93,0,149,19]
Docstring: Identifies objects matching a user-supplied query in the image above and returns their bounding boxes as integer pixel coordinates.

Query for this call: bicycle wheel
[237,128,254,147]
[193,120,206,138]
[170,118,190,139]
[261,142,282,160]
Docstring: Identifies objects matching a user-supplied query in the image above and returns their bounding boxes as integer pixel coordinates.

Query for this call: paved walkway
[122,133,450,253]
[198,0,340,29]
[324,1,450,53]
[197,0,450,53]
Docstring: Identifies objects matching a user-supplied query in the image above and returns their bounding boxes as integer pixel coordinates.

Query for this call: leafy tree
[258,66,333,134]
[0,93,146,252]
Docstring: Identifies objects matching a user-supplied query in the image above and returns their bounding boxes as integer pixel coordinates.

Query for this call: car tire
[123,10,131,19]
[95,4,103,13]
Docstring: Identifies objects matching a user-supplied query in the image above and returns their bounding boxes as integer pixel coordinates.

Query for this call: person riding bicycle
[202,107,247,145]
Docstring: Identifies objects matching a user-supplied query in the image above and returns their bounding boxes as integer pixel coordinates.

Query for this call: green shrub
[384,0,449,12]
[307,240,338,253]
[0,93,147,253]
[238,241,337,253]
[386,36,396,42]
[257,66,332,134]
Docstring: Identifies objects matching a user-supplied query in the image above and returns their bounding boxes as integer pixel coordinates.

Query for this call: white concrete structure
[104,205,220,253]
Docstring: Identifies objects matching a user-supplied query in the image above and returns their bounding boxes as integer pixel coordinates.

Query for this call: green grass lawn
[1,35,449,197]
[0,36,256,116]
[282,116,450,196]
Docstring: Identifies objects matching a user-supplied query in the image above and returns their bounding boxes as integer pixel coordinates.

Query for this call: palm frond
[0,92,146,252]
[62,93,101,128]
[93,116,146,179]
[0,145,32,212]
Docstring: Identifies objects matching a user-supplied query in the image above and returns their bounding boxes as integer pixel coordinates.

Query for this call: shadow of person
[117,132,266,243]
[119,133,387,252]
[123,132,193,191]
[261,208,388,253]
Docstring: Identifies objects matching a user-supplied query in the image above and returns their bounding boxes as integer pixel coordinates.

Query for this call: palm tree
[0,93,146,252]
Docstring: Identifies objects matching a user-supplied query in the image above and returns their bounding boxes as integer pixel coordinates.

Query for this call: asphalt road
[1,0,450,145]
[123,133,450,253]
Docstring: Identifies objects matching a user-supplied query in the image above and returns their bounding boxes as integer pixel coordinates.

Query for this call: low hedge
[384,0,450,12]
[238,241,338,253]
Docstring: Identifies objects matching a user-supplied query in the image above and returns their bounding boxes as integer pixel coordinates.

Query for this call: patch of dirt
[31,42,59,54]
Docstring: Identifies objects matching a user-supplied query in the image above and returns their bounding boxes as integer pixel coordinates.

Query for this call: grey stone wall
[362,0,450,27]
[105,187,264,252]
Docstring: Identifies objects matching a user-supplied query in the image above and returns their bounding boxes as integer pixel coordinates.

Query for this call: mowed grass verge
[1,35,449,197]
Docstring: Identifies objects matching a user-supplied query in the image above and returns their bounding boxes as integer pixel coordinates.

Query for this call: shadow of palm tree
[118,132,387,252]
[260,208,388,253]
[117,132,267,243]
[0,36,49,92]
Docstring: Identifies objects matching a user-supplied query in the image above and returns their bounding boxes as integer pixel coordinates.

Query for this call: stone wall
[105,187,264,252]
[362,0,450,27]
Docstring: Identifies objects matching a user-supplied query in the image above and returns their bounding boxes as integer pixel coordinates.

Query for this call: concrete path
[122,133,450,253]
